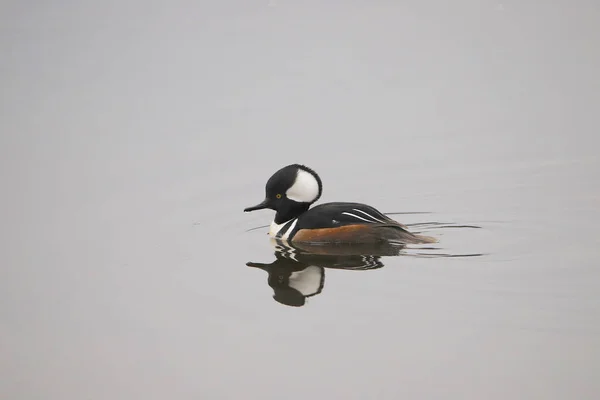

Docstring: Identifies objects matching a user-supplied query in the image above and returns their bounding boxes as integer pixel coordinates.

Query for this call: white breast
[269,218,298,240]
[269,220,285,237]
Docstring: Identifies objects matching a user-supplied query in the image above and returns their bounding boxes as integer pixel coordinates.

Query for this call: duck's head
[244,164,322,220]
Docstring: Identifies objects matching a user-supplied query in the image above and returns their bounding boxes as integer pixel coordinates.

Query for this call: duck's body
[244,164,436,245]
[268,201,435,244]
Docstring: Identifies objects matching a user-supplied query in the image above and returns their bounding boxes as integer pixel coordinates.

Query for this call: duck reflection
[247,239,406,307]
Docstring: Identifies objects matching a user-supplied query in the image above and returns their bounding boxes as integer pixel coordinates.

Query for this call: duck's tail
[377,224,438,244]
[410,233,438,244]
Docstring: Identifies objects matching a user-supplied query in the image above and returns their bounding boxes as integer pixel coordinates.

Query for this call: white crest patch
[286,169,320,203]
[288,266,323,296]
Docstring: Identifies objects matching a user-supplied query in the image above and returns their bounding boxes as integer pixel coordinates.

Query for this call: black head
[244,164,322,223]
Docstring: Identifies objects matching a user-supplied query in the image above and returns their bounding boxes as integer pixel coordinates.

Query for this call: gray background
[2,1,599,399]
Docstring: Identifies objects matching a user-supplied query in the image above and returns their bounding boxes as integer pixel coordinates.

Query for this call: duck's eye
[276,194,282,199]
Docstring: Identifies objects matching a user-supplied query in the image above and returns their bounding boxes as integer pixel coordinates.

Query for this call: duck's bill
[244,199,271,212]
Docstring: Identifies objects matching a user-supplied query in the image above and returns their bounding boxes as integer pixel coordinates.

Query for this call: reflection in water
[248,240,410,307]
[247,220,483,307]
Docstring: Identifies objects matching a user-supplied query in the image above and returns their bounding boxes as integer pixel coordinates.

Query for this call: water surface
[1,1,599,399]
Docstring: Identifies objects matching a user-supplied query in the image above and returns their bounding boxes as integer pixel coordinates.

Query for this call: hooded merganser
[244,164,437,244]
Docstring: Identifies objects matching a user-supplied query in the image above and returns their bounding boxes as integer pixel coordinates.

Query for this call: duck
[244,164,436,244]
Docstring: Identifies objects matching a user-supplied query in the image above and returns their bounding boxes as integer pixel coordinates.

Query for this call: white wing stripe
[341,212,376,223]
[281,218,298,240]
[352,208,386,223]
[270,218,297,239]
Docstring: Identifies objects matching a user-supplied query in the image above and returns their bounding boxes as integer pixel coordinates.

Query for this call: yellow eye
[276,194,282,199]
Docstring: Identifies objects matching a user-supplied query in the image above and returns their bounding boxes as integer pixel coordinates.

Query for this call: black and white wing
[302,202,406,228]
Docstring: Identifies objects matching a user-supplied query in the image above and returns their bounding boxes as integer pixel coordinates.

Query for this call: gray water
[2,1,599,399]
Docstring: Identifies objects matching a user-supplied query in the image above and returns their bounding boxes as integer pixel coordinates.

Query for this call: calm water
[2,1,599,399]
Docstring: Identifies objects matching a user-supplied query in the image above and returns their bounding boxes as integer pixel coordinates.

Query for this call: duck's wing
[295,202,436,244]
[300,202,407,228]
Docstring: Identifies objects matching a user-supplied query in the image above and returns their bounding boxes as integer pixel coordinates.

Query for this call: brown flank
[292,223,437,244]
